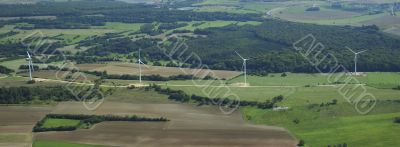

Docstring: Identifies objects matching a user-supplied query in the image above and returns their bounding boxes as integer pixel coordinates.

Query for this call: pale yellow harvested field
[76,62,241,79]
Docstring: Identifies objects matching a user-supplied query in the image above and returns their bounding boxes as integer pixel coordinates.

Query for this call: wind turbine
[137,48,145,84]
[235,51,250,86]
[26,51,34,81]
[346,47,367,76]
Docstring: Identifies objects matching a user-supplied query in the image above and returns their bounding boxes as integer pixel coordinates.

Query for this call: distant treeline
[148,84,284,109]
[84,70,215,81]
[0,65,14,74]
[33,114,169,132]
[1,0,261,29]
[174,20,400,73]
[74,20,400,73]
[0,86,75,104]
[0,86,104,104]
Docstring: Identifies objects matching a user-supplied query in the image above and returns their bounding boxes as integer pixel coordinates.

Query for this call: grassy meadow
[242,103,400,147]
[42,119,81,128]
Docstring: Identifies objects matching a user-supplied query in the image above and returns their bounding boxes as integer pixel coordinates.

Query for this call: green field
[171,21,262,32]
[92,22,144,31]
[243,102,400,147]
[33,140,107,147]
[161,73,400,106]
[42,118,81,128]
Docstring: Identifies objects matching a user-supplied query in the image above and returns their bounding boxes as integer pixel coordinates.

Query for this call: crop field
[36,101,296,147]
[75,62,242,79]
[42,119,81,128]
[33,140,106,147]
[276,6,363,20]
[17,70,99,82]
[273,6,389,26]
[361,15,400,29]
[0,0,399,146]
[0,106,52,147]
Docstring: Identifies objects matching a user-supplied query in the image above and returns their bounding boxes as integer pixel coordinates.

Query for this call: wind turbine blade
[345,47,356,54]
[357,50,367,54]
[235,51,245,60]
[138,48,141,60]
[26,51,31,59]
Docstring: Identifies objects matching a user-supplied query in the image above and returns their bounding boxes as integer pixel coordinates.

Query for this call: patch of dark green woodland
[395,117,400,123]
[0,65,14,74]
[164,20,400,73]
[71,20,400,73]
[0,86,75,104]
[0,85,109,104]
[33,114,169,132]
[0,31,18,39]
[1,0,261,29]
[147,84,284,109]
[0,41,65,57]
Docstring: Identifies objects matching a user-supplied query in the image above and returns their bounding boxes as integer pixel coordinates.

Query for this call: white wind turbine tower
[26,51,34,81]
[346,47,367,76]
[235,51,250,86]
[137,48,145,84]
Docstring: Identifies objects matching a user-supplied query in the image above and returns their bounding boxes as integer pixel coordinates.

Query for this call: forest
[0,86,104,104]
[0,0,260,29]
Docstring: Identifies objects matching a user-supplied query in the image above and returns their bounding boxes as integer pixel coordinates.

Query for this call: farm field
[75,62,242,79]
[242,104,400,147]
[0,0,399,146]
[33,140,107,147]
[35,101,296,147]
[0,106,52,147]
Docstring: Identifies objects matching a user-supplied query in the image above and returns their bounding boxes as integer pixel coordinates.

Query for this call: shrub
[26,80,36,84]
[293,118,300,124]
[394,117,400,123]
[297,140,305,146]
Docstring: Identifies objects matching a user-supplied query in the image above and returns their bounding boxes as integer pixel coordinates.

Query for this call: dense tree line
[0,65,14,74]
[149,84,284,109]
[0,86,104,104]
[395,117,400,123]
[33,113,168,132]
[84,70,213,81]
[0,31,18,39]
[19,65,39,71]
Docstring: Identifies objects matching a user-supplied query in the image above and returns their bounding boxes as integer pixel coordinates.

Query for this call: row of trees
[84,70,215,81]
[33,114,169,132]
[0,85,108,104]
[0,65,14,74]
[149,84,284,109]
